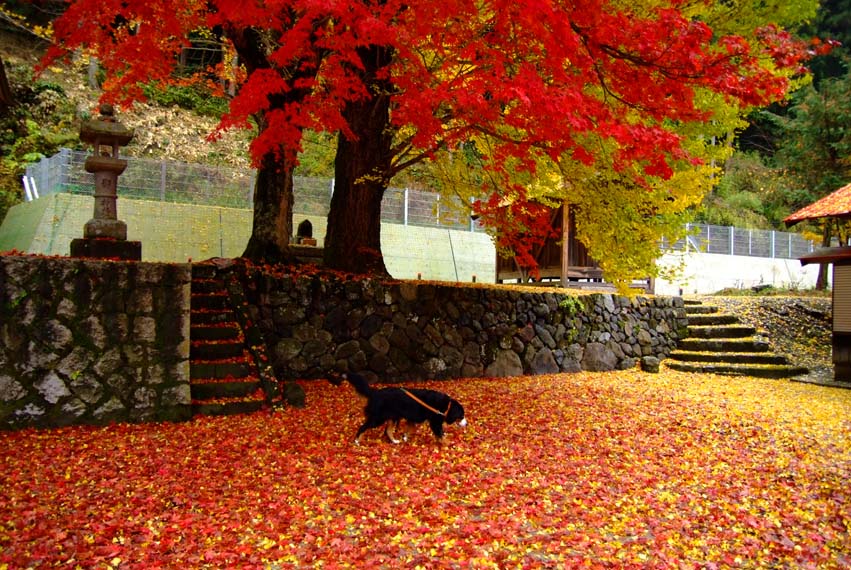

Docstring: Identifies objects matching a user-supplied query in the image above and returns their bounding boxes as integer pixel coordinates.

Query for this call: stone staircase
[666,300,808,379]
[189,263,271,416]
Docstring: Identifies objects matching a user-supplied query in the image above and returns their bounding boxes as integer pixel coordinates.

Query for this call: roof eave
[798,246,851,266]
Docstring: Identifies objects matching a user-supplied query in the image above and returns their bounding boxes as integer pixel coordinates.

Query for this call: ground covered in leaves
[2,369,849,569]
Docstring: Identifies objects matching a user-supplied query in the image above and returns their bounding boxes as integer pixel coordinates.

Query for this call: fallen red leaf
[1,369,849,569]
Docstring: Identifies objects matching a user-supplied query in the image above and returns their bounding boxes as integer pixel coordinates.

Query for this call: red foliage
[45,0,813,177]
[472,192,558,280]
[42,1,824,273]
[1,370,849,568]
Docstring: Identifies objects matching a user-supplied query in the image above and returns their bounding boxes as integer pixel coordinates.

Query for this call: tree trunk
[816,221,832,290]
[241,151,295,264]
[87,57,100,90]
[227,26,306,265]
[324,45,394,276]
[0,57,14,112]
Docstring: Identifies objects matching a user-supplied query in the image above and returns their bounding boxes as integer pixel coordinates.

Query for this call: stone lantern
[70,104,141,260]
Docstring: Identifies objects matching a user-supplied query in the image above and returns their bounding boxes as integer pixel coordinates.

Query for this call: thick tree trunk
[324,45,394,277]
[227,27,306,265]
[241,151,295,264]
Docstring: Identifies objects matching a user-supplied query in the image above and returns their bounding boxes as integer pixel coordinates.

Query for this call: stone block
[70,237,141,261]
[640,356,661,373]
[485,349,523,378]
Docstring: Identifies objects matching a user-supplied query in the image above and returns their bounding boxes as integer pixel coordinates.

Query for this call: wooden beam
[799,246,851,266]
[560,203,570,287]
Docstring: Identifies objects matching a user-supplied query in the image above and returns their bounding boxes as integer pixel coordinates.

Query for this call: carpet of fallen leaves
[2,369,850,570]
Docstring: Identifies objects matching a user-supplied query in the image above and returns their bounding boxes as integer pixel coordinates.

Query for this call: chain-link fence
[24,149,478,231]
[23,149,815,257]
[662,223,815,259]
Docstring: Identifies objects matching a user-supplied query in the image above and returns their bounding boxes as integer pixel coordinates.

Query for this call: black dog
[331,372,467,445]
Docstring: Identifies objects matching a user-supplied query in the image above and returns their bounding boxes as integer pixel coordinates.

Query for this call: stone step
[188,263,275,418]
[672,301,809,379]
[190,360,253,380]
[191,379,261,400]
[668,350,790,365]
[191,292,230,311]
[190,341,246,361]
[190,324,241,341]
[684,305,719,315]
[191,263,218,280]
[687,314,739,326]
[191,278,227,294]
[678,337,770,353]
[191,397,265,417]
[667,360,808,379]
[190,309,236,325]
[190,353,266,417]
[687,325,757,339]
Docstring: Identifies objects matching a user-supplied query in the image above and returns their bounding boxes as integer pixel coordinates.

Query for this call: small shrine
[296,219,317,246]
[70,104,141,261]
[785,182,851,383]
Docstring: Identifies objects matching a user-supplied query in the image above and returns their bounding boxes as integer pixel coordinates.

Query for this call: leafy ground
[2,369,849,569]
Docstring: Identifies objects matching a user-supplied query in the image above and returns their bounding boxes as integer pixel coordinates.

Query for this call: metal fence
[662,223,815,259]
[23,148,477,231]
[23,149,815,257]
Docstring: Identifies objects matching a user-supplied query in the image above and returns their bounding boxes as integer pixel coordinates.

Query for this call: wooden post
[560,202,570,287]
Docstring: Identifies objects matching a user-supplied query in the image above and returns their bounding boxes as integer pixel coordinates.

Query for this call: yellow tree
[427,0,821,293]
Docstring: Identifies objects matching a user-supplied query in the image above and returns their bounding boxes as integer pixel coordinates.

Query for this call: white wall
[382,223,495,283]
[2,194,825,294]
[654,251,828,296]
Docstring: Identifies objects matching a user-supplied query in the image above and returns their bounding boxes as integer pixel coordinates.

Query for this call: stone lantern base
[70,237,142,261]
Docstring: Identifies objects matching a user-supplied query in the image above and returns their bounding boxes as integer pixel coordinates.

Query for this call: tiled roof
[784,183,851,226]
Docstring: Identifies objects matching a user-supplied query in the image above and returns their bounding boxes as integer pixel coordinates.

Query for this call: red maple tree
[45,0,813,275]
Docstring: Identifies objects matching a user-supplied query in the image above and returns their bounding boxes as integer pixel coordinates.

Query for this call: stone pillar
[70,104,141,261]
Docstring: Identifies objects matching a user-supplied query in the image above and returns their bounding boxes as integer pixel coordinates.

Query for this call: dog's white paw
[459,418,468,428]
[388,437,400,444]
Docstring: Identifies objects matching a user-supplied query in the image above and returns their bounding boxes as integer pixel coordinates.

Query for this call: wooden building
[496,204,600,285]
[494,204,656,291]
[785,182,851,383]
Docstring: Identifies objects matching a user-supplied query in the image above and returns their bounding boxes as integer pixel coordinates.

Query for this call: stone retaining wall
[0,256,191,430]
[233,266,688,383]
[1,257,688,430]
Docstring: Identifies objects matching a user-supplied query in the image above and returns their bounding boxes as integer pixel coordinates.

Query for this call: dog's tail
[330,372,373,398]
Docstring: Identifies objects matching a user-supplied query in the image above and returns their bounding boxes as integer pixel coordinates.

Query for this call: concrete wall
[654,251,826,296]
[0,194,822,293]
[0,194,495,283]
